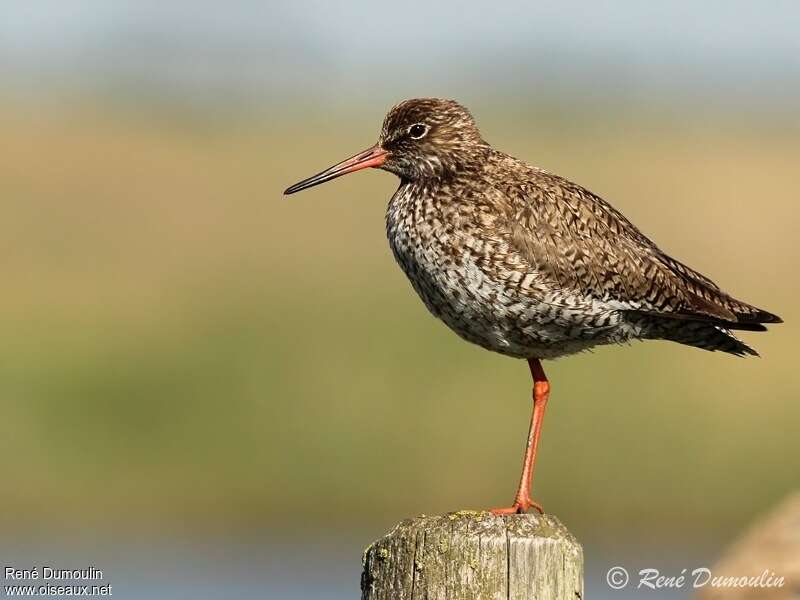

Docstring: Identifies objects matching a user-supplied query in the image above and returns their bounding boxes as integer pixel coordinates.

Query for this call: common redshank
[284,98,782,514]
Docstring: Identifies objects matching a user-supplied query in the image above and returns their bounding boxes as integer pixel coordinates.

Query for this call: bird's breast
[384,184,630,358]
[385,185,536,355]
[386,185,475,313]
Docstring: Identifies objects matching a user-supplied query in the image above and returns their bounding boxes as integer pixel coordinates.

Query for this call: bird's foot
[490,495,543,515]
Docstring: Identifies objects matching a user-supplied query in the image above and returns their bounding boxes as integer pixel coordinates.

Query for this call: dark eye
[408,123,428,139]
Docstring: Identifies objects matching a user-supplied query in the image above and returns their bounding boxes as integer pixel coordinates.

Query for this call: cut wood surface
[361,511,583,600]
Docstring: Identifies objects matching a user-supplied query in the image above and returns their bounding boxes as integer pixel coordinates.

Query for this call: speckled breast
[385,184,627,359]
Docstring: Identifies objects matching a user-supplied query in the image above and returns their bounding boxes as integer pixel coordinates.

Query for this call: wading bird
[284,98,781,514]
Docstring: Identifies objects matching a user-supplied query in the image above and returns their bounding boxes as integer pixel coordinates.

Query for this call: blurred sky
[2,0,800,114]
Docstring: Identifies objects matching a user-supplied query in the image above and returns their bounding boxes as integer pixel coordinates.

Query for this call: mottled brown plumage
[284,98,782,513]
[368,98,780,358]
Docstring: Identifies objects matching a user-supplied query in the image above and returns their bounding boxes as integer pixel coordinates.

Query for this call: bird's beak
[284,144,388,195]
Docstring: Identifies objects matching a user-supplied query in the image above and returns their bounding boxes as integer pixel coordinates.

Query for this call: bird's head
[284,98,487,195]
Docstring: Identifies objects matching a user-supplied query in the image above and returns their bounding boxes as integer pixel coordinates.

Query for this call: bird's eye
[408,123,428,139]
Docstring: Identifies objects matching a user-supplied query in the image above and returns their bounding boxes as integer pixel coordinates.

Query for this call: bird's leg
[491,358,549,515]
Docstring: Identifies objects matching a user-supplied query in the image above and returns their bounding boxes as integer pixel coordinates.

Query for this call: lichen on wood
[361,512,583,600]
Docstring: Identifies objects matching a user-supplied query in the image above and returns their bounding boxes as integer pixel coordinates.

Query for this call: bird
[284,98,782,514]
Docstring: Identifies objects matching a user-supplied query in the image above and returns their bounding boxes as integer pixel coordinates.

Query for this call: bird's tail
[631,315,760,357]
[659,321,759,357]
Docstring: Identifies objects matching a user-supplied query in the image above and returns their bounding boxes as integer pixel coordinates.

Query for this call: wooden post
[361,511,583,600]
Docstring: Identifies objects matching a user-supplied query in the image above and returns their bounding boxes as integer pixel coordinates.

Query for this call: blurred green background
[1,2,798,598]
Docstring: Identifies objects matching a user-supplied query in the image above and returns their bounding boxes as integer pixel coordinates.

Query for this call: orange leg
[491,358,549,515]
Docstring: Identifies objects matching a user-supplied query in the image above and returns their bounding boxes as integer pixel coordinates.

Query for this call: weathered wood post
[361,511,583,599]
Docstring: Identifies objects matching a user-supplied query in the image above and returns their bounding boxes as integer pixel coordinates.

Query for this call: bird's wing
[489,167,779,327]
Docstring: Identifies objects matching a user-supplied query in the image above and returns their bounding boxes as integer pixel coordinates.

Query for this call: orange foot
[490,495,543,515]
